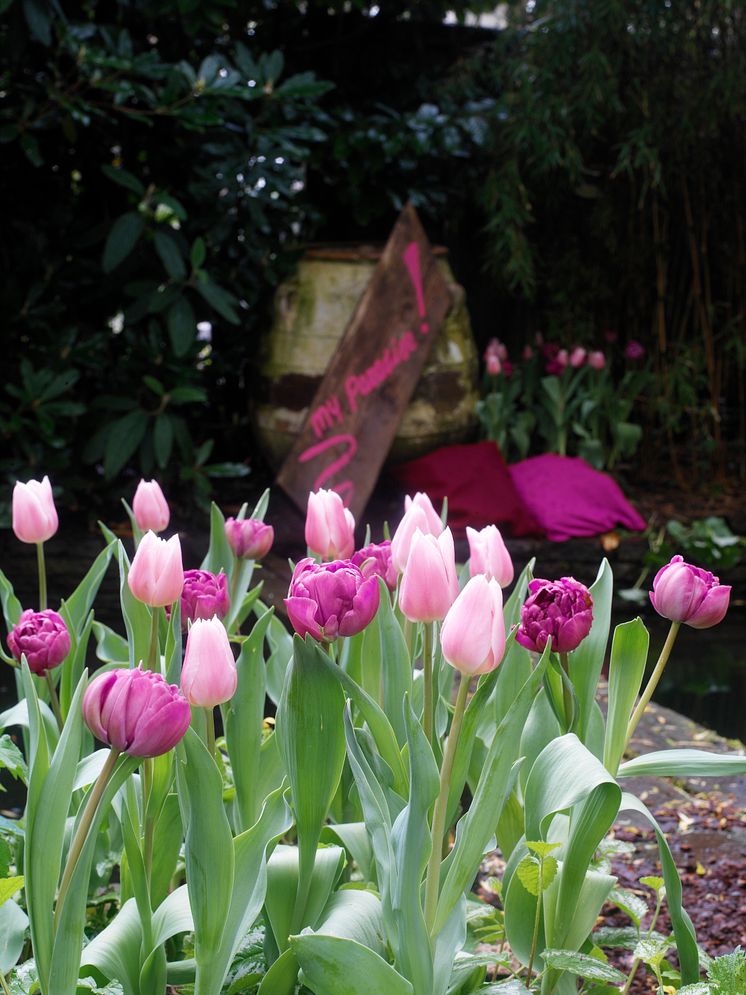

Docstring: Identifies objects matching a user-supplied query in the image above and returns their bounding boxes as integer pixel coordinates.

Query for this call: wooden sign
[276,204,453,521]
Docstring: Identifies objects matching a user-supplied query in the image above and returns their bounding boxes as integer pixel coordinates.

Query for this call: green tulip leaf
[291,934,414,995]
[603,617,649,775]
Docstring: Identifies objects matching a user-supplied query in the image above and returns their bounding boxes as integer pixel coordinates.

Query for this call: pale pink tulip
[588,350,606,370]
[466,525,514,588]
[181,616,237,707]
[12,476,58,544]
[441,575,506,675]
[399,528,459,623]
[132,479,170,533]
[391,494,444,573]
[569,347,587,368]
[305,489,355,561]
[128,531,184,607]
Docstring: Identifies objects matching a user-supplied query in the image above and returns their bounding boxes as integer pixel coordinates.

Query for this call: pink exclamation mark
[402,241,429,335]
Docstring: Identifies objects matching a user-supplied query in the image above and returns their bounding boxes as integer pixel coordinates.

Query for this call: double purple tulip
[650,555,730,629]
[351,540,397,591]
[516,576,594,654]
[7,609,71,676]
[285,557,380,642]
[180,569,230,628]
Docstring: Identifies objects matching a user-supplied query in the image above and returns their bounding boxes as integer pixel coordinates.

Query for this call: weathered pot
[254,245,478,467]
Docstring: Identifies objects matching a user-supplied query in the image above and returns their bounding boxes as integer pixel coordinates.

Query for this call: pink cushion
[508,454,646,542]
[388,441,543,537]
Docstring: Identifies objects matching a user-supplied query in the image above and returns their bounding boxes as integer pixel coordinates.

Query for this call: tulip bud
[285,557,380,642]
[7,609,71,676]
[588,350,606,370]
[516,577,593,654]
[181,616,237,707]
[128,531,184,607]
[351,540,397,591]
[82,666,191,758]
[467,525,514,588]
[650,555,731,629]
[305,489,356,561]
[391,493,444,573]
[132,479,170,534]
[399,528,459,623]
[180,569,230,628]
[12,476,58,544]
[441,575,506,675]
[224,517,274,560]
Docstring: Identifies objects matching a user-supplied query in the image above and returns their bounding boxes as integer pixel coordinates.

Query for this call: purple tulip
[516,577,593,654]
[82,666,191,758]
[7,609,71,676]
[650,555,731,629]
[224,517,274,560]
[285,557,380,642]
[180,569,230,628]
[351,541,397,591]
[624,339,646,361]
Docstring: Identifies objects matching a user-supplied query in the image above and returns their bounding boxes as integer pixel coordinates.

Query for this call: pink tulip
[391,493,444,573]
[128,531,184,607]
[522,345,534,361]
[7,609,71,676]
[12,476,58,544]
[588,350,606,370]
[466,525,514,588]
[399,528,459,623]
[83,665,191,758]
[569,346,587,368]
[181,616,237,707]
[305,489,356,561]
[180,569,230,628]
[441,575,506,675]
[650,555,731,629]
[225,517,274,560]
[486,353,502,376]
[132,479,170,533]
[351,541,397,591]
[285,557,380,642]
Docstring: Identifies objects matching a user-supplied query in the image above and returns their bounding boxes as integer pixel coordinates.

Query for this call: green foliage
[707,947,746,992]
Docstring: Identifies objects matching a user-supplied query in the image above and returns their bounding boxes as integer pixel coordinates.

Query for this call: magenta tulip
[516,577,593,654]
[12,476,58,544]
[132,479,170,533]
[624,340,646,361]
[650,555,731,629]
[285,557,380,642]
[128,531,184,607]
[467,525,514,588]
[351,540,397,591]
[225,517,274,560]
[181,616,237,707]
[180,569,230,628]
[7,609,70,676]
[399,528,459,623]
[305,489,356,561]
[82,666,191,758]
[441,575,506,675]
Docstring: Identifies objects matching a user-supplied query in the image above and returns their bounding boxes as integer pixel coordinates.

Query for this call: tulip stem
[36,542,47,611]
[424,675,470,934]
[559,652,573,732]
[45,672,64,730]
[204,706,216,759]
[626,621,680,747]
[0,971,11,995]
[142,757,155,888]
[147,609,160,672]
[55,748,121,930]
[422,623,434,748]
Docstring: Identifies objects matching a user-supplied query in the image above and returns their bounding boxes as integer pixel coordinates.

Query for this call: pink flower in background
[604,329,618,343]
[516,577,593,654]
[128,532,184,607]
[486,353,502,376]
[285,557,380,642]
[441,575,506,675]
[588,350,606,370]
[522,345,535,361]
[181,616,237,707]
[83,666,191,758]
[180,569,230,627]
[546,347,569,376]
[624,340,646,361]
[650,555,731,629]
[12,476,58,544]
[8,609,70,676]
[305,489,355,561]
[351,541,397,591]
[132,480,170,534]
[225,517,274,560]
[467,525,514,588]
[569,346,587,368]
[399,528,459,623]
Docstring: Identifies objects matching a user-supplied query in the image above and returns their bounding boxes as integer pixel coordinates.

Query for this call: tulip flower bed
[0,477,743,995]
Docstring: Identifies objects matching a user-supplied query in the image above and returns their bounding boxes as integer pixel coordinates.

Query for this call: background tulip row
[0,477,741,995]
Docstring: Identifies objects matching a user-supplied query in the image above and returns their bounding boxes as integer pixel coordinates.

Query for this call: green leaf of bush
[541,948,627,984]
[102,213,145,273]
